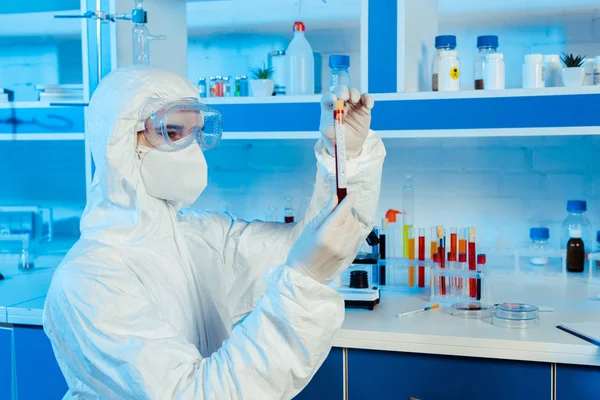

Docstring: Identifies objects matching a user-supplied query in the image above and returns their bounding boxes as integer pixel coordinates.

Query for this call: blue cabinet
[0,327,12,400]
[556,364,600,400]
[13,326,68,400]
[348,349,551,400]
[295,347,344,400]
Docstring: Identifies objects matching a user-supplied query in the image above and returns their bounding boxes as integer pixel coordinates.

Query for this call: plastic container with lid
[529,227,550,265]
[483,53,505,90]
[567,226,585,273]
[583,58,596,86]
[432,35,457,91]
[438,50,460,92]
[523,54,544,89]
[285,21,315,96]
[560,200,593,252]
[492,303,540,329]
[474,35,499,90]
[543,55,563,87]
[329,55,351,93]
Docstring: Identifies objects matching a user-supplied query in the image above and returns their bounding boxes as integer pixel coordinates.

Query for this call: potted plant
[561,53,586,88]
[249,63,275,97]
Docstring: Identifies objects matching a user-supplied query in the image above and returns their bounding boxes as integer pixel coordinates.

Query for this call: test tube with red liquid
[448,252,457,295]
[459,227,468,254]
[477,254,486,301]
[437,225,446,295]
[333,100,347,202]
[450,227,458,258]
[458,252,467,293]
[430,227,437,260]
[408,228,415,287]
[418,228,426,288]
[468,227,477,298]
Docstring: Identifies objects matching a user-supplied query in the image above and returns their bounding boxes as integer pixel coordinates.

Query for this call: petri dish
[492,303,540,329]
[451,302,494,319]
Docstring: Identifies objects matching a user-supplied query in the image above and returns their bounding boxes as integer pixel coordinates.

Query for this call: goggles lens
[141,98,222,151]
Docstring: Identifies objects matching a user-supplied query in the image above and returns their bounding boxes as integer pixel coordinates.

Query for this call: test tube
[468,227,477,298]
[284,197,294,223]
[437,225,446,295]
[459,227,468,254]
[333,100,348,202]
[450,227,458,257]
[430,226,438,260]
[476,254,486,301]
[408,227,415,287]
[379,219,387,285]
[458,252,467,294]
[418,228,426,288]
[433,252,441,297]
[448,252,457,295]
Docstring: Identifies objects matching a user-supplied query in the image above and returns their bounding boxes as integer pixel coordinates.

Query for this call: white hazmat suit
[43,66,385,399]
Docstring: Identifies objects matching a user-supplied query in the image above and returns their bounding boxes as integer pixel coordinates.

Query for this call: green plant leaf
[249,61,274,80]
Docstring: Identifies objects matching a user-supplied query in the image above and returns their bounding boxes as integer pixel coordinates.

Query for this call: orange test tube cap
[385,209,402,223]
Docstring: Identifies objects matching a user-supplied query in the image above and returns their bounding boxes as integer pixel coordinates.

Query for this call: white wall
[198,135,600,251]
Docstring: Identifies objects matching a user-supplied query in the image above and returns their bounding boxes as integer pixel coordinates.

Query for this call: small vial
[329,55,351,92]
[529,227,550,266]
[333,100,348,202]
[476,254,486,300]
[284,197,294,223]
[449,227,458,256]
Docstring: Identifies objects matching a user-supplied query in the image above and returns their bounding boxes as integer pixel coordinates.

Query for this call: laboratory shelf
[0,10,81,38]
[209,88,600,139]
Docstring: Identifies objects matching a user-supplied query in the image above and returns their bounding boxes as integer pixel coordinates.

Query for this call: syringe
[334,100,347,202]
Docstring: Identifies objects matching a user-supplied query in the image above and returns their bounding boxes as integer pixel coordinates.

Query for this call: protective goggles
[138,97,222,151]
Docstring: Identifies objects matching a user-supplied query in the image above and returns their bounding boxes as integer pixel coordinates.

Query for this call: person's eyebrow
[166,124,184,130]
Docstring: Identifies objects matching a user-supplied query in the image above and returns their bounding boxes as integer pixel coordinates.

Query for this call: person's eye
[168,131,180,141]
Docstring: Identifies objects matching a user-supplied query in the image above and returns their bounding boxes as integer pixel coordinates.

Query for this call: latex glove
[287,194,362,284]
[319,86,375,158]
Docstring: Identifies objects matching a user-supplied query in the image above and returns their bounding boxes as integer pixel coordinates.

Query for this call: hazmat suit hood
[81,65,200,245]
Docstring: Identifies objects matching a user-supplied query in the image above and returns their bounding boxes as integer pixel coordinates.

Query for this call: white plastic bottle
[285,21,315,96]
[483,53,505,90]
[522,54,544,88]
[438,50,460,91]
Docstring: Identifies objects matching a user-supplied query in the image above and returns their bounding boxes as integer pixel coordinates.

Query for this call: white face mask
[138,143,208,205]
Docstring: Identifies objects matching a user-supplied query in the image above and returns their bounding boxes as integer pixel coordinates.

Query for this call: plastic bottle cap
[530,227,550,241]
[524,54,543,63]
[293,21,306,32]
[329,55,350,68]
[477,35,499,49]
[477,254,487,264]
[459,253,467,263]
[485,53,504,61]
[435,35,457,49]
[569,227,583,239]
[567,200,587,213]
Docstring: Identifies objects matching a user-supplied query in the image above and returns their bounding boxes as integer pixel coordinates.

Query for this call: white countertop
[336,274,600,366]
[2,257,600,366]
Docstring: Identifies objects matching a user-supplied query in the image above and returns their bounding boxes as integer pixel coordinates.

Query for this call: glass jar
[560,200,593,253]
[432,35,457,91]
[329,55,351,93]
[529,227,550,265]
[239,75,249,97]
[474,35,498,90]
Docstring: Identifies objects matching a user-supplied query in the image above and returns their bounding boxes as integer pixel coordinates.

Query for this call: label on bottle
[450,67,460,80]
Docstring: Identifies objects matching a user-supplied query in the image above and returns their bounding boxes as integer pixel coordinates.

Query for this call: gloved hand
[319,86,375,158]
[287,194,362,284]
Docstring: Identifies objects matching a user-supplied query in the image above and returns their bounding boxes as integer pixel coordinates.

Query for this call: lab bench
[1,265,600,399]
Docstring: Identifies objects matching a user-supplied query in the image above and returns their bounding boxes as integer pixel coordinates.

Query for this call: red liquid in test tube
[418,228,426,288]
[333,100,347,202]
[468,228,477,299]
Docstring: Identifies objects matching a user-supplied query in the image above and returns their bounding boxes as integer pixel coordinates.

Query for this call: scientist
[43,66,385,399]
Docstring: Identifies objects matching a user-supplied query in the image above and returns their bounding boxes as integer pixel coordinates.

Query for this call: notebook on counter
[557,323,600,346]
